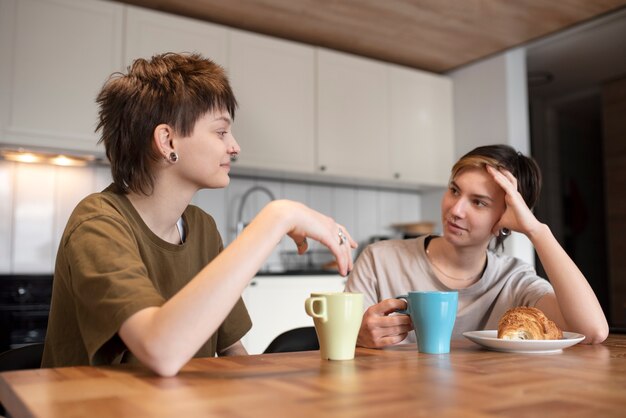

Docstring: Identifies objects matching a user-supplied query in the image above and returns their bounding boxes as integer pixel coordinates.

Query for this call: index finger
[369,298,408,316]
[487,165,517,194]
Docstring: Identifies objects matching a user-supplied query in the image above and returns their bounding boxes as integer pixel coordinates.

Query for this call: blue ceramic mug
[396,291,458,354]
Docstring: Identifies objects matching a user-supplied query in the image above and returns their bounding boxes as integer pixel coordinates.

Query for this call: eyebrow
[450,180,494,202]
[212,116,232,125]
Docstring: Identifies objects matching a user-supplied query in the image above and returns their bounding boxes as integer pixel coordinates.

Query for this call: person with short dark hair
[346,144,608,348]
[43,53,357,376]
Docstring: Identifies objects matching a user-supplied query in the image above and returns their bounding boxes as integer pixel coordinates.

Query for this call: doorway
[526,9,626,327]
[529,92,609,320]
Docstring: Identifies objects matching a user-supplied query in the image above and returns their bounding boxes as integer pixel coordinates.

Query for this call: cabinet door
[228,30,315,173]
[317,49,389,180]
[124,6,228,68]
[241,276,345,354]
[0,0,123,154]
[389,65,454,186]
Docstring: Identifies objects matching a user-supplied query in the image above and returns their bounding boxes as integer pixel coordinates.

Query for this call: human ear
[153,124,174,157]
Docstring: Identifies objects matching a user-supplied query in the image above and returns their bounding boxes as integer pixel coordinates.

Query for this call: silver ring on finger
[338,228,347,245]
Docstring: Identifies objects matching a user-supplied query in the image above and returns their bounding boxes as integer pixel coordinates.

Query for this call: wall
[448,48,534,265]
[0,160,424,273]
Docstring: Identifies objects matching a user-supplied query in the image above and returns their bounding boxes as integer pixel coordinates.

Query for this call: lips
[446,219,467,234]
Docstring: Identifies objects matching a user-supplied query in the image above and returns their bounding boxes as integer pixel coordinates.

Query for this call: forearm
[530,224,608,343]
[120,201,291,375]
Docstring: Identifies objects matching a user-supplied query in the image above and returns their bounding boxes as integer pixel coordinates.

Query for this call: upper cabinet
[316,49,454,186]
[124,6,228,68]
[0,0,454,188]
[317,49,389,180]
[228,30,315,174]
[0,0,124,154]
[388,65,454,186]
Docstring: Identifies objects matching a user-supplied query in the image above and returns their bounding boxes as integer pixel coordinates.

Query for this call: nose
[450,198,467,218]
[228,134,241,156]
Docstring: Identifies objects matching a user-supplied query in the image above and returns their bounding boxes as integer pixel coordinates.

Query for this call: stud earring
[500,228,511,236]
[168,152,179,163]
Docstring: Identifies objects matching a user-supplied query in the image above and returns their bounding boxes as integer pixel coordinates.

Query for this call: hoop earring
[168,152,179,163]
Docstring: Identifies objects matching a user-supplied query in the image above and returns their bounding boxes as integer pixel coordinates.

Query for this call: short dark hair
[451,144,542,250]
[95,52,238,195]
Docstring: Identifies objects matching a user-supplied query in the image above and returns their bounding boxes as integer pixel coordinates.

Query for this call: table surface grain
[1,335,626,418]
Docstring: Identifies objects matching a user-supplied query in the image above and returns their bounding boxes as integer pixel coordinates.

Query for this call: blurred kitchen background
[1,0,625,352]
[0,161,425,273]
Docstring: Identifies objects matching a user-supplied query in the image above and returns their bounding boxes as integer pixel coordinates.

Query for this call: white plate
[463,330,585,354]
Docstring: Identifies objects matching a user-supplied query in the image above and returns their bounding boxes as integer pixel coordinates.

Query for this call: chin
[202,175,230,189]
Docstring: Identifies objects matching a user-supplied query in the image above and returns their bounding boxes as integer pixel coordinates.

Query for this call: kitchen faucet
[236,185,276,236]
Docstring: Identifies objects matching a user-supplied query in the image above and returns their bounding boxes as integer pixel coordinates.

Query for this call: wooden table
[2,335,626,418]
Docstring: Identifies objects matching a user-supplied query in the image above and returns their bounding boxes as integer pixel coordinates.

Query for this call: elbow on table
[142,351,186,377]
[133,341,187,377]
[150,363,183,378]
[581,323,609,345]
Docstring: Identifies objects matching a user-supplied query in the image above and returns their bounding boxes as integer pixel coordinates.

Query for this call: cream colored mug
[305,292,363,360]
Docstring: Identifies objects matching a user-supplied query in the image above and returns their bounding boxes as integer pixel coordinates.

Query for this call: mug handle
[305,296,328,323]
[395,295,410,315]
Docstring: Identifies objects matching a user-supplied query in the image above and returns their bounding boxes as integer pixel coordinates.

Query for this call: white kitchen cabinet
[0,0,124,155]
[316,49,454,187]
[124,5,228,68]
[228,30,315,173]
[317,49,389,180]
[389,65,454,186]
[241,275,346,354]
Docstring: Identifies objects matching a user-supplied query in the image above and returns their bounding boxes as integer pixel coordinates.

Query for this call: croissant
[497,307,563,340]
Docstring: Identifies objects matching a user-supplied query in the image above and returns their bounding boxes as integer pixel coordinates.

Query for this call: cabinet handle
[249,281,258,287]
[230,155,238,163]
[394,172,400,179]
[319,165,327,172]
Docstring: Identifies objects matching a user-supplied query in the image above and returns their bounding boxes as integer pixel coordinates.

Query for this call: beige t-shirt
[42,185,251,367]
[344,236,554,341]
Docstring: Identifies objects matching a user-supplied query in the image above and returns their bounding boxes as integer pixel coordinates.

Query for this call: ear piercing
[168,152,179,163]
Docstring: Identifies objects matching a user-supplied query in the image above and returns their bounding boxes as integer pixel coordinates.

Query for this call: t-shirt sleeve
[344,246,380,311]
[65,215,165,365]
[216,297,252,353]
[507,265,555,308]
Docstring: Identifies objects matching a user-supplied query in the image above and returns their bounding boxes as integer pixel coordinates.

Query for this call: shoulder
[355,237,424,269]
[67,189,128,227]
[488,250,533,268]
[60,190,132,240]
[487,250,538,278]
[364,237,421,256]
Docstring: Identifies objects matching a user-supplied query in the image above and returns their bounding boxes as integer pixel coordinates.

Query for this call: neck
[433,236,487,267]
[427,236,488,285]
[126,176,194,243]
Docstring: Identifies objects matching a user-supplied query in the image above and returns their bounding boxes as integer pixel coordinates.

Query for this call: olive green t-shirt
[42,185,251,367]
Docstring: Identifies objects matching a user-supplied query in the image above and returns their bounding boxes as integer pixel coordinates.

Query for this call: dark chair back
[0,343,45,372]
[263,327,319,353]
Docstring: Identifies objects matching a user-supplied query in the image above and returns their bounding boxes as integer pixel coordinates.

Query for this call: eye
[473,199,488,207]
[449,186,460,196]
[217,131,228,139]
